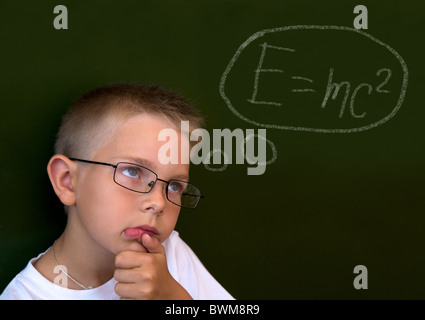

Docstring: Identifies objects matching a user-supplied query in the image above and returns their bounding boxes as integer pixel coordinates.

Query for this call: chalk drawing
[291,76,316,93]
[219,25,408,133]
[247,42,296,107]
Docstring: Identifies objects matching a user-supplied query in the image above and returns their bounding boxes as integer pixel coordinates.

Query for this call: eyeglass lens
[113,162,201,208]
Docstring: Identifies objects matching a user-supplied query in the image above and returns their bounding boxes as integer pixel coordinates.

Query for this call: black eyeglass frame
[68,157,203,209]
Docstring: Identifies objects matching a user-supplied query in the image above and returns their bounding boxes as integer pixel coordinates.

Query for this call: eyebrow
[113,156,156,169]
[172,174,190,182]
[111,156,190,181]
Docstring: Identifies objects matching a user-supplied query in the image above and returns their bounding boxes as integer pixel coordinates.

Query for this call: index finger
[115,250,146,269]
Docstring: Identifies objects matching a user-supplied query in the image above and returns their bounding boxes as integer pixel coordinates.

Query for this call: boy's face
[71,113,189,254]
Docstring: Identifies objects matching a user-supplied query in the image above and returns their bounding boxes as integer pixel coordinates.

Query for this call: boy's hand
[114,234,192,300]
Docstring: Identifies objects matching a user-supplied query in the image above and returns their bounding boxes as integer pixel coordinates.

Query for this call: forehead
[92,114,189,176]
[113,113,175,144]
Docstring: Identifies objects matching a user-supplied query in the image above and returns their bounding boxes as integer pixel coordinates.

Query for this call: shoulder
[1,276,29,300]
[1,252,119,300]
[162,231,193,272]
[0,256,47,300]
[163,230,193,256]
[163,231,204,273]
[162,231,234,300]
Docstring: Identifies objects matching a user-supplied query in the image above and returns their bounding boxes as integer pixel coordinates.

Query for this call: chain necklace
[52,241,93,290]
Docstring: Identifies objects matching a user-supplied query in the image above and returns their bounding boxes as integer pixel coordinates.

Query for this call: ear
[47,155,77,206]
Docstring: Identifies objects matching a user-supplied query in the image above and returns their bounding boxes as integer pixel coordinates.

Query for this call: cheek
[74,170,182,246]
[158,207,181,242]
[75,173,132,239]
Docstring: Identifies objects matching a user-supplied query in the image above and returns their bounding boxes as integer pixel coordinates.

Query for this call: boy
[1,83,233,300]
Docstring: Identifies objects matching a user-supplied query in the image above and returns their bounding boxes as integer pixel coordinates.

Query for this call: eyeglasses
[69,158,203,209]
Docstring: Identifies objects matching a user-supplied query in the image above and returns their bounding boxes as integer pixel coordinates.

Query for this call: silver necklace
[52,241,93,290]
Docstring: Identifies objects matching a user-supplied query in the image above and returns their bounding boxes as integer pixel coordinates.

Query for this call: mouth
[123,225,159,239]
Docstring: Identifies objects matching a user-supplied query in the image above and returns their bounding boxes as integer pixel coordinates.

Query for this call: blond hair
[55,83,204,159]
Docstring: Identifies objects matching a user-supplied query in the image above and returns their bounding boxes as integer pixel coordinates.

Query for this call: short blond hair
[55,83,204,159]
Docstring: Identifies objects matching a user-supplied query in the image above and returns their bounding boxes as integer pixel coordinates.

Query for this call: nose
[138,180,167,215]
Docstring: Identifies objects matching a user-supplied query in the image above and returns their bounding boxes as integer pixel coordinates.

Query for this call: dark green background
[0,0,424,299]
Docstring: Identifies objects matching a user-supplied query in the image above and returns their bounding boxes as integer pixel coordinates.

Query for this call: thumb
[126,237,147,253]
[141,234,165,255]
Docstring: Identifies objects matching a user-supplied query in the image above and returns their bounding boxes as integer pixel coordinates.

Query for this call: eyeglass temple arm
[68,158,117,168]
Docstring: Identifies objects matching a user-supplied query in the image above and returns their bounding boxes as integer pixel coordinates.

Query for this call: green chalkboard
[0,0,424,299]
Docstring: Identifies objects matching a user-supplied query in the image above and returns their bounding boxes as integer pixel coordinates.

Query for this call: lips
[123,225,159,239]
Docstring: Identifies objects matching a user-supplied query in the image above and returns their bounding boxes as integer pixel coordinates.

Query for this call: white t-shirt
[0,231,233,300]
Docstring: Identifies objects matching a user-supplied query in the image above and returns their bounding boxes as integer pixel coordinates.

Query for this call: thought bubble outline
[219,25,409,133]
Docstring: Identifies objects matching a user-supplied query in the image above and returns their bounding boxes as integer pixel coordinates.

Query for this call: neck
[51,212,116,290]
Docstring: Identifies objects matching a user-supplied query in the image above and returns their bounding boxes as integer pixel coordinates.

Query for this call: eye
[168,181,184,194]
[121,166,140,179]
